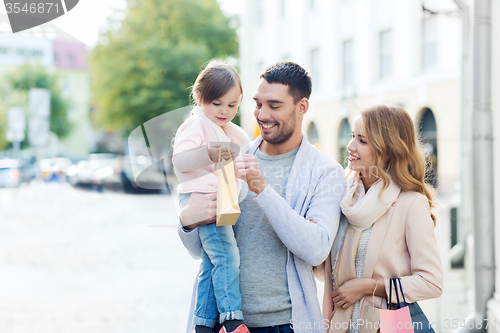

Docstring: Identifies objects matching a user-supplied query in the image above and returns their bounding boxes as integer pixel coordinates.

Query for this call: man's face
[253,79,301,145]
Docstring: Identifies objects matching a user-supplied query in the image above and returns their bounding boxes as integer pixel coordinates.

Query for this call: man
[179,62,345,333]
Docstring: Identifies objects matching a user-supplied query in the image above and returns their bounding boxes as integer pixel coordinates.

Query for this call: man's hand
[234,154,268,195]
[180,192,217,230]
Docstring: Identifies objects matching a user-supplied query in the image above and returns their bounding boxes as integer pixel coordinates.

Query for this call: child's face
[200,85,241,126]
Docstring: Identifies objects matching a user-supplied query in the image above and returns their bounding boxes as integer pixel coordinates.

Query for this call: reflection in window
[338,118,351,168]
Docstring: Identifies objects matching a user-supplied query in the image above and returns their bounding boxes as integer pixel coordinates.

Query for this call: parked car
[67,155,120,191]
[39,157,72,182]
[0,158,33,187]
[120,156,170,194]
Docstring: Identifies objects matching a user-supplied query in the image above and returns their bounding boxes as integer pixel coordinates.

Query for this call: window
[379,29,393,79]
[422,16,437,70]
[342,39,354,88]
[307,122,319,146]
[338,118,351,168]
[66,53,74,67]
[256,0,264,25]
[418,107,438,188]
[63,77,71,94]
[281,0,286,18]
[257,61,265,74]
[311,48,320,90]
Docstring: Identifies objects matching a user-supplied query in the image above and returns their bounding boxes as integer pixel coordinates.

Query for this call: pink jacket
[172,106,250,194]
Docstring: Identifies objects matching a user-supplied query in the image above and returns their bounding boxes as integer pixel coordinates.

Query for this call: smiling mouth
[260,123,277,130]
[349,154,360,161]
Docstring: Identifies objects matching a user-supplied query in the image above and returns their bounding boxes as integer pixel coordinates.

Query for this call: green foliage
[8,64,72,139]
[89,0,238,133]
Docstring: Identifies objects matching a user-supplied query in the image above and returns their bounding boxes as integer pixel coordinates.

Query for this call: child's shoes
[218,324,250,333]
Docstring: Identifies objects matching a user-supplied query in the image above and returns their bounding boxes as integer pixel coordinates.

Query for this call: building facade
[488,0,500,328]
[0,13,92,159]
[239,0,470,330]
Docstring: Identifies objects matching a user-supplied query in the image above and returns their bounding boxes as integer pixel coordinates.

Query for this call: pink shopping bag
[379,278,414,333]
[379,307,414,333]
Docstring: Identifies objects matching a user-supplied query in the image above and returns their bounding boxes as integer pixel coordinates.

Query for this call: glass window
[379,29,393,79]
[311,48,320,90]
[338,118,351,168]
[307,122,319,146]
[422,16,437,70]
[256,0,264,25]
[67,53,74,67]
[419,107,438,187]
[342,39,354,88]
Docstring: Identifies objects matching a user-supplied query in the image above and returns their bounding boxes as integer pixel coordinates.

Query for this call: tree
[89,0,238,133]
[8,64,72,140]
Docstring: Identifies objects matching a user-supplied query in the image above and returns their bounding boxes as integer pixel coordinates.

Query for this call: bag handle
[388,278,393,310]
[214,146,234,172]
[396,278,408,306]
[392,278,401,306]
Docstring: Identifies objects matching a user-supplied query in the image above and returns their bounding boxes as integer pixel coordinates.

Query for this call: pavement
[0,181,198,333]
[0,181,470,333]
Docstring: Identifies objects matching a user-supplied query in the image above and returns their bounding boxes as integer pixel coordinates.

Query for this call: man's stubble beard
[261,109,296,145]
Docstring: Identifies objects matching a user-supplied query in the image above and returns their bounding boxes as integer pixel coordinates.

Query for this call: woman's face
[346,116,377,179]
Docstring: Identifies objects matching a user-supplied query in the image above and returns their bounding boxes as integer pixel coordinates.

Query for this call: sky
[0,0,244,46]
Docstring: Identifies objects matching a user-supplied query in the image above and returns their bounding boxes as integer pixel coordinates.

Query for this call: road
[0,181,469,333]
[0,181,198,333]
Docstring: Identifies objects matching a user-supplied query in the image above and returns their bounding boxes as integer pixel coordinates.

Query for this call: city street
[0,180,469,333]
[0,181,198,333]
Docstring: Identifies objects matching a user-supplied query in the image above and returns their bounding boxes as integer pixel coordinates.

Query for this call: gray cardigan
[178,133,345,333]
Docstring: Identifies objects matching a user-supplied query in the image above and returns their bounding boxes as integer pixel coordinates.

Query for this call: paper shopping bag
[379,278,414,333]
[379,307,414,333]
[360,305,381,333]
[215,148,240,226]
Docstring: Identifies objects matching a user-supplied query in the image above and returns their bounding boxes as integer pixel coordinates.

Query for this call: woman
[320,105,443,333]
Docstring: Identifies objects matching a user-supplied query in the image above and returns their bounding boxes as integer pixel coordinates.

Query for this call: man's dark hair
[260,62,312,103]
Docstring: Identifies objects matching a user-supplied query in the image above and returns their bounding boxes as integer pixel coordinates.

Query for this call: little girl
[173,60,250,333]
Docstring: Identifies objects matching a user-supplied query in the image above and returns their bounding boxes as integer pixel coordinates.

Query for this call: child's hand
[207,144,236,163]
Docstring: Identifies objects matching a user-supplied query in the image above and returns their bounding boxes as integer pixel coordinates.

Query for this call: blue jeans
[248,324,294,333]
[179,193,243,328]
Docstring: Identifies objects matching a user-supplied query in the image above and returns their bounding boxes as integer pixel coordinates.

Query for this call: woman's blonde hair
[360,104,437,226]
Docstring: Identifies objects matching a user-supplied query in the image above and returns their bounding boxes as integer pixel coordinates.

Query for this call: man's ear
[297,97,309,116]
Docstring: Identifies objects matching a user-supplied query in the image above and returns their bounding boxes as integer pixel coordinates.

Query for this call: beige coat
[317,191,443,332]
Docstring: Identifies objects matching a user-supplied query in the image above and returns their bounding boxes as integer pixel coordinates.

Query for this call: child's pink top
[172,106,250,194]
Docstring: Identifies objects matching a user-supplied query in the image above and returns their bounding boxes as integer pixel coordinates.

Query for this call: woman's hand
[180,192,217,230]
[332,278,374,309]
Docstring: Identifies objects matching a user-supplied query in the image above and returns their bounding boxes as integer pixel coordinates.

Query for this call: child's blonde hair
[191,59,242,105]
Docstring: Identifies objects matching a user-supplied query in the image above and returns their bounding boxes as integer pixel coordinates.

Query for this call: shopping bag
[215,147,240,226]
[360,304,381,333]
[379,279,414,333]
[389,278,435,333]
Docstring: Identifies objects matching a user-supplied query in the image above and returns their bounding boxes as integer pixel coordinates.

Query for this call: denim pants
[179,193,243,328]
[248,324,294,333]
